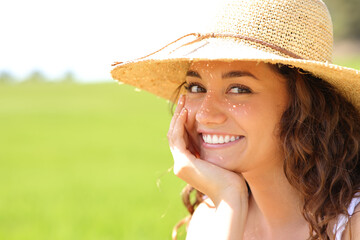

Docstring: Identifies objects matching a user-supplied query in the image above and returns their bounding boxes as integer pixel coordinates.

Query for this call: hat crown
[208,0,333,62]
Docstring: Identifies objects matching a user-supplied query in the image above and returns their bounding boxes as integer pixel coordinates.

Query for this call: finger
[171,94,185,129]
[184,128,200,158]
[168,94,185,136]
[170,107,200,159]
[171,107,188,148]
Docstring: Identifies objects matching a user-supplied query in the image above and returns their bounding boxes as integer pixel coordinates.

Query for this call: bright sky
[0,0,220,82]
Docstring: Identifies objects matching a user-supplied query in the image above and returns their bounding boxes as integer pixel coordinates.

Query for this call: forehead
[187,60,281,80]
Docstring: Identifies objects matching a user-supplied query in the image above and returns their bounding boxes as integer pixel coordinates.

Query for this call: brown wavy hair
[171,63,360,240]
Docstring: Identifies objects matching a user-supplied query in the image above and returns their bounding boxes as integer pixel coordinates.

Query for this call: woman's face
[184,61,289,174]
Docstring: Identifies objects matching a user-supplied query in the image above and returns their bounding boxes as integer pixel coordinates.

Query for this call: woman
[111,0,360,239]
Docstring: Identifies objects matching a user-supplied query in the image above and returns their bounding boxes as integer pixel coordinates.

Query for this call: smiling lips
[201,134,242,145]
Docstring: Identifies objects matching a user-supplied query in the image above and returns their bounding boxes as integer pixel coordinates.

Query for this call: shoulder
[186,198,216,240]
[341,204,360,240]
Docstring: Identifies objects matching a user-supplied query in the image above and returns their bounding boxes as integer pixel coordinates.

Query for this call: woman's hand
[167,94,248,207]
[168,94,249,239]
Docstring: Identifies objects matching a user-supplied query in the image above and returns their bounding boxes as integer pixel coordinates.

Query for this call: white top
[333,193,360,240]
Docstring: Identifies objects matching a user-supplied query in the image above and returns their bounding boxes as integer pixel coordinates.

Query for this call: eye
[227,85,252,94]
[185,83,206,93]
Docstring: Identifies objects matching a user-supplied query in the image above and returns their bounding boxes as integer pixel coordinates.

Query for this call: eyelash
[184,82,252,94]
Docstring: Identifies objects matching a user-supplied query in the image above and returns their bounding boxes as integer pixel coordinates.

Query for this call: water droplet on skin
[232,105,236,108]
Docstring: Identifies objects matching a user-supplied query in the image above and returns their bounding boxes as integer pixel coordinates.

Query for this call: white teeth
[202,134,241,144]
[206,135,212,143]
[212,135,219,144]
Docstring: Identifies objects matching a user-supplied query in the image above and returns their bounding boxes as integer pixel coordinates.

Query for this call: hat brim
[111,37,360,110]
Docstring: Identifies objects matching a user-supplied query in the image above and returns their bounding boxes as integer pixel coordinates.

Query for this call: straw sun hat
[111,0,360,110]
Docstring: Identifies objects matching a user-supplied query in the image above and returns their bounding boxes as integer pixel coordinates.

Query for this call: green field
[334,56,360,70]
[0,82,188,240]
[1,57,358,240]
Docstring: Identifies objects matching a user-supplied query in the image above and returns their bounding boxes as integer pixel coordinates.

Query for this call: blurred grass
[334,56,360,70]
[0,57,358,240]
[0,82,187,240]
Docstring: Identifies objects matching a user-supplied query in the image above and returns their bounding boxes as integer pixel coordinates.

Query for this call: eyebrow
[186,70,258,80]
[222,71,258,80]
[186,70,201,78]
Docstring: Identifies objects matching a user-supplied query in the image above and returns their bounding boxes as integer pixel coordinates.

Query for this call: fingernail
[178,94,184,105]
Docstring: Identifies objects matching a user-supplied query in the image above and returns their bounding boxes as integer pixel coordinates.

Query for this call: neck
[242,162,308,237]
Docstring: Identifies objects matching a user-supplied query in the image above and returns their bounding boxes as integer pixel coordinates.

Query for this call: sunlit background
[0,0,224,82]
[0,0,359,239]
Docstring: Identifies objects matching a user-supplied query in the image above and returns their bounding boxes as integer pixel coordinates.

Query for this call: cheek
[222,99,252,118]
[184,98,200,129]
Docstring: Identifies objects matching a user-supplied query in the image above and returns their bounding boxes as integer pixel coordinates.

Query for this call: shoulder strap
[333,193,360,240]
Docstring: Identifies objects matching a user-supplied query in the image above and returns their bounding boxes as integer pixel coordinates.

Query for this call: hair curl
[172,64,360,240]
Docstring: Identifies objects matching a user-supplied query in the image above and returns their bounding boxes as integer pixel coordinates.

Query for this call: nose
[195,93,227,126]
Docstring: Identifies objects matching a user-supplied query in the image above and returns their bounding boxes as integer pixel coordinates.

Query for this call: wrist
[212,192,248,240]
[212,185,249,208]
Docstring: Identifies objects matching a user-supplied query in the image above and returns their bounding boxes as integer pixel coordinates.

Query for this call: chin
[200,152,237,170]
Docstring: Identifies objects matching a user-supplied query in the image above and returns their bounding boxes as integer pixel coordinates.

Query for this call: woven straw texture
[209,0,333,62]
[111,0,360,110]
